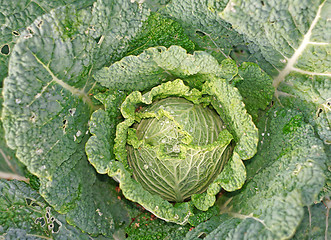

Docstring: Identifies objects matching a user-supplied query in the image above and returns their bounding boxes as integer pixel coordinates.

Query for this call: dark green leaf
[1,1,151,235]
[292,200,330,240]
[0,179,91,239]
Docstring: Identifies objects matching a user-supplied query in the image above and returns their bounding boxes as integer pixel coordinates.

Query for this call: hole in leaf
[63,119,68,125]
[261,1,265,6]
[52,219,62,233]
[12,31,20,36]
[195,30,206,37]
[28,27,34,35]
[24,34,33,39]
[317,108,323,117]
[25,198,33,206]
[37,20,43,28]
[30,114,37,123]
[69,108,76,116]
[1,44,10,55]
[198,232,207,238]
[35,217,46,227]
[31,202,40,207]
[94,36,102,43]
[49,223,54,230]
[46,212,50,221]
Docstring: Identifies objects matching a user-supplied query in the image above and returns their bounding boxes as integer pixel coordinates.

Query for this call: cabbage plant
[0,0,329,239]
[86,46,258,223]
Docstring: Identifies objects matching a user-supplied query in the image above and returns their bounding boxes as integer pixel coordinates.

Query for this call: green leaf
[1,1,153,235]
[278,73,331,145]
[187,206,219,227]
[153,0,277,76]
[221,0,331,78]
[0,0,95,85]
[292,200,331,240]
[88,0,150,67]
[0,93,25,178]
[202,76,259,160]
[0,179,91,239]
[185,104,327,239]
[125,12,195,57]
[86,90,127,174]
[220,0,331,139]
[94,45,221,92]
[158,0,245,62]
[125,210,191,240]
[233,62,274,122]
[217,152,246,192]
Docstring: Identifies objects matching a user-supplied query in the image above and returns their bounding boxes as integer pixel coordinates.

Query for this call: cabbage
[127,97,233,202]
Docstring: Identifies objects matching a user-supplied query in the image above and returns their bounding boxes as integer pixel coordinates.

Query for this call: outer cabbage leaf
[152,0,278,76]
[0,93,26,181]
[94,45,221,91]
[202,76,258,160]
[124,12,195,58]
[292,199,331,240]
[220,0,331,147]
[232,62,274,122]
[158,0,243,61]
[184,104,327,239]
[125,209,191,240]
[0,179,93,239]
[1,0,159,236]
[0,0,95,85]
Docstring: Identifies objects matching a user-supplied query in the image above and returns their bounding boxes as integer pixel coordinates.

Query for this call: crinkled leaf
[94,45,221,92]
[155,0,277,75]
[88,0,150,68]
[292,200,331,240]
[220,0,331,143]
[277,73,331,145]
[126,210,191,240]
[1,0,153,236]
[221,0,331,76]
[0,93,25,178]
[191,194,216,212]
[124,12,195,57]
[86,90,127,174]
[202,76,258,160]
[185,104,327,239]
[187,206,219,227]
[233,62,274,122]
[158,0,244,62]
[0,179,91,239]
[216,152,246,191]
[0,0,95,84]
[137,0,171,12]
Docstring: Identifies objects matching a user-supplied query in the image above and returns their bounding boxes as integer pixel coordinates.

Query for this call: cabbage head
[127,97,234,202]
[86,46,259,224]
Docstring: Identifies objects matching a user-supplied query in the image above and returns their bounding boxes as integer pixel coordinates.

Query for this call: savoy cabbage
[0,0,330,239]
